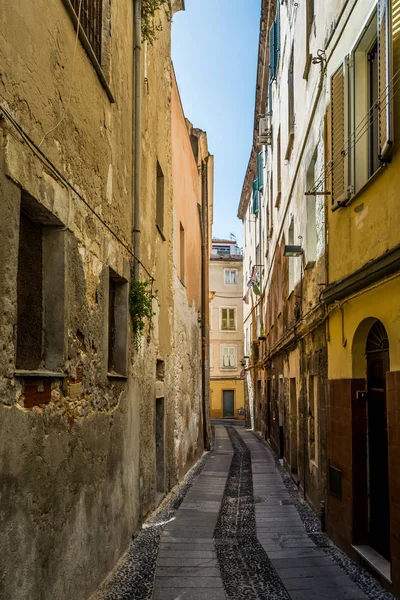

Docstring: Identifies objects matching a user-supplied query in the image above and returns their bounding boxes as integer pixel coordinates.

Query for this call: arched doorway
[366,320,390,560]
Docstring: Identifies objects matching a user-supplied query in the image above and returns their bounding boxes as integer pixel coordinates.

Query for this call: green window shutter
[252,179,259,214]
[228,309,235,330]
[258,151,264,190]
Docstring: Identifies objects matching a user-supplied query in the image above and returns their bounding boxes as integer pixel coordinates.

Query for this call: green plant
[142,0,171,44]
[129,277,157,349]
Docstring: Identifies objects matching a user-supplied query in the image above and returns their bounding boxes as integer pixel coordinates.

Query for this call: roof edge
[237,0,275,221]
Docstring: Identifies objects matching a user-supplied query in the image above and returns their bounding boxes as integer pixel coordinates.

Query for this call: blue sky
[172,0,261,246]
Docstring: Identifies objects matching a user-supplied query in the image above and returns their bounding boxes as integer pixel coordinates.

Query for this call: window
[269,2,281,83]
[306,148,318,264]
[304,0,314,78]
[224,269,238,285]
[156,162,165,235]
[179,223,185,283]
[214,245,230,256]
[276,128,282,207]
[220,307,236,331]
[108,268,128,377]
[257,150,265,191]
[71,0,103,63]
[16,196,65,372]
[288,216,295,293]
[64,0,113,100]
[252,179,259,215]
[286,46,295,159]
[308,375,319,465]
[330,2,393,207]
[221,346,237,369]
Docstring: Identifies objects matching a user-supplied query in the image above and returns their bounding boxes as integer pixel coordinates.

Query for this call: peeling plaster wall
[0,2,186,600]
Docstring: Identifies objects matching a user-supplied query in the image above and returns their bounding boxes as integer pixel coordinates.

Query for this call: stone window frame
[15,193,66,377]
[220,345,237,370]
[220,307,237,332]
[62,0,114,102]
[107,267,129,378]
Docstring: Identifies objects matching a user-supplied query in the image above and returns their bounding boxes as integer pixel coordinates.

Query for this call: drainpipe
[133,0,142,279]
[198,158,210,450]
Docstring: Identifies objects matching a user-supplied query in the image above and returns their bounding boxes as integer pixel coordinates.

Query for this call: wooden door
[223,390,235,418]
[366,321,390,560]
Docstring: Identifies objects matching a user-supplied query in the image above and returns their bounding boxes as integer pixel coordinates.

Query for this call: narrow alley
[92,423,393,600]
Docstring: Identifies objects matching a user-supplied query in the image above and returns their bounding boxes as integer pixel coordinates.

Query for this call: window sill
[156,223,166,241]
[107,372,128,380]
[219,330,238,333]
[14,370,67,378]
[62,0,115,103]
[220,367,238,371]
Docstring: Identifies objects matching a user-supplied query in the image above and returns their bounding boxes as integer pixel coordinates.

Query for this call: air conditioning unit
[257,117,272,146]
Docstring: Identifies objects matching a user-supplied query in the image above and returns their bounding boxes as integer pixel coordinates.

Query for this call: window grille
[72,0,103,63]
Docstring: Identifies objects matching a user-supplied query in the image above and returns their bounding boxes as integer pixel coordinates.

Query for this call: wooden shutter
[330,62,349,206]
[221,308,228,330]
[228,309,236,330]
[269,21,277,80]
[378,0,393,160]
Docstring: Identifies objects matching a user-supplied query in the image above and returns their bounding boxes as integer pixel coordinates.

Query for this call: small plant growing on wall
[142,0,171,44]
[129,277,157,350]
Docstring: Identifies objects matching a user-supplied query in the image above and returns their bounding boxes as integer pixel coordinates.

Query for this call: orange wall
[171,72,202,308]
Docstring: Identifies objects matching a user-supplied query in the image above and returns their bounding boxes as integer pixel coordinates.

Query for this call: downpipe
[133,0,142,278]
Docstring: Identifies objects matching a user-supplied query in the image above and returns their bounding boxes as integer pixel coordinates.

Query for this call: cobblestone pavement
[92,423,394,600]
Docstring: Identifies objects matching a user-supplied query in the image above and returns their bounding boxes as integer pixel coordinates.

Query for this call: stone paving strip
[90,432,217,600]
[152,425,232,600]
[238,428,369,600]
[91,423,393,600]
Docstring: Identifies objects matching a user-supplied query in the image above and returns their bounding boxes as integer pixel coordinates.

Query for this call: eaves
[237,0,276,221]
[321,244,400,304]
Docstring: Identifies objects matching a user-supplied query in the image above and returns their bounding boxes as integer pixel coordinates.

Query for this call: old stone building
[171,66,213,476]
[321,0,400,592]
[0,1,211,599]
[209,239,245,420]
[239,0,328,518]
[240,0,400,595]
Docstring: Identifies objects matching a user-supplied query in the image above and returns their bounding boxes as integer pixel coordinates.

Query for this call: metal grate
[72,0,103,64]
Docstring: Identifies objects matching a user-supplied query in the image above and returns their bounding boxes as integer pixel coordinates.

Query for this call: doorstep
[352,544,392,584]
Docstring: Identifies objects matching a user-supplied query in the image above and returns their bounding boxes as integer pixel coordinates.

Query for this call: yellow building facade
[322,0,400,592]
[209,241,245,419]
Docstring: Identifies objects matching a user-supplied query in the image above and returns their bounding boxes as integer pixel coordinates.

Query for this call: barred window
[72,0,103,64]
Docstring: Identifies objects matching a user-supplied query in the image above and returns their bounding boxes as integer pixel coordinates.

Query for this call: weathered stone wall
[0,1,196,599]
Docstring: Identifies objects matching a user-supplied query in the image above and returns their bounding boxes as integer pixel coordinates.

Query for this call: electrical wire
[0,102,154,282]
[309,68,400,195]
